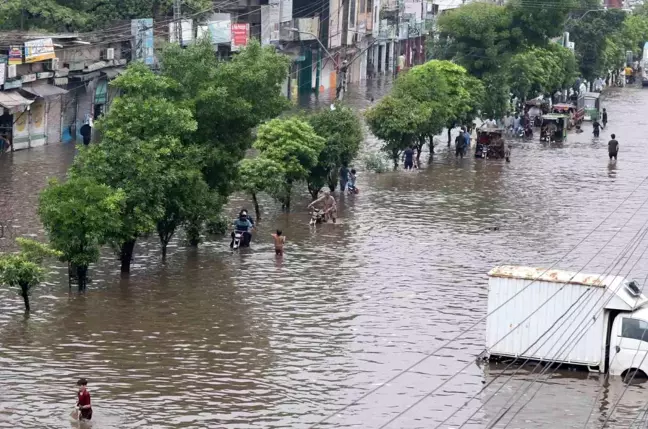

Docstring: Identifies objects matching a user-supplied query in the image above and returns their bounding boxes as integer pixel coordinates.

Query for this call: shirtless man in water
[308,190,337,223]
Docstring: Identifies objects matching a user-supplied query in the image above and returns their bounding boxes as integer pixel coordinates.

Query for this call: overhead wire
[491,226,648,429]
[311,174,648,428]
[377,191,648,429]
[439,196,648,429]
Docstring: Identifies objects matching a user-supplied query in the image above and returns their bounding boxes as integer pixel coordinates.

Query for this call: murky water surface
[1,81,648,428]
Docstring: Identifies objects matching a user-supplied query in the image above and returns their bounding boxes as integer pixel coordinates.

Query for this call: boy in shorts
[272,230,285,256]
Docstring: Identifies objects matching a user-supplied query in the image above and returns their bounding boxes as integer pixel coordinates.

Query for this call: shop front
[21,81,68,147]
[0,91,34,151]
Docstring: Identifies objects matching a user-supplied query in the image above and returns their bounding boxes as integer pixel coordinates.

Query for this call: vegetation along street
[2,0,648,427]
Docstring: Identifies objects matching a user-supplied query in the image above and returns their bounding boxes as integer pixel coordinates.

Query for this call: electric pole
[173,0,183,46]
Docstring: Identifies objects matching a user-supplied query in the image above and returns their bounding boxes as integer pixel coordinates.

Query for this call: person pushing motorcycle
[308,190,337,223]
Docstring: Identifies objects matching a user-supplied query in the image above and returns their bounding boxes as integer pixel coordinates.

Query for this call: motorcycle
[309,209,327,226]
[347,184,359,195]
[232,230,244,249]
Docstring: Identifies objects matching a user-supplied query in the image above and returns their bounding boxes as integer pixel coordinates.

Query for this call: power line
[310,174,648,428]
[378,192,648,429]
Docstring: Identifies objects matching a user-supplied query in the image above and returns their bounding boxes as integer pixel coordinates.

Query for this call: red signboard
[231,23,249,51]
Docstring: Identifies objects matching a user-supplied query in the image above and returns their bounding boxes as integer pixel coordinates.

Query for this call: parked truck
[485,266,648,378]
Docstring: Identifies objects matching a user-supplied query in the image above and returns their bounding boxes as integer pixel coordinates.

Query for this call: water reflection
[0,85,648,427]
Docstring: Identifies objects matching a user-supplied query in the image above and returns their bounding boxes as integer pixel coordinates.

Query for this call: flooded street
[2,81,648,428]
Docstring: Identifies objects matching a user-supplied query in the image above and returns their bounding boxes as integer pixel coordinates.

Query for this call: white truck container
[485,266,648,377]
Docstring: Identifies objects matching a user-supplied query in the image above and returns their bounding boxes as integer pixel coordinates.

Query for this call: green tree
[568,9,627,79]
[481,72,511,120]
[0,238,60,312]
[253,118,325,210]
[306,105,363,197]
[507,0,578,46]
[72,63,197,273]
[434,3,517,78]
[238,157,286,220]
[365,95,424,169]
[0,0,211,32]
[621,14,648,59]
[38,177,125,290]
[160,39,290,198]
[508,45,577,101]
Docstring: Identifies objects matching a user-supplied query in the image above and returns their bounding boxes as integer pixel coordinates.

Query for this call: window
[621,318,648,341]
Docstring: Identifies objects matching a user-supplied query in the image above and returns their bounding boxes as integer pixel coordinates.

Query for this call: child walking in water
[74,378,92,421]
[272,230,285,256]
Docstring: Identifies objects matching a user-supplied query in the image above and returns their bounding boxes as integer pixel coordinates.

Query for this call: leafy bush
[363,152,389,173]
[205,214,230,235]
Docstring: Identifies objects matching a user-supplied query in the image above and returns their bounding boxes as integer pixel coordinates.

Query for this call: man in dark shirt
[76,378,92,421]
[403,146,415,170]
[339,165,349,191]
[602,108,608,129]
[608,134,619,160]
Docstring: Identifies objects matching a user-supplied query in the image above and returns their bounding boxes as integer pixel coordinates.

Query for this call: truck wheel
[622,368,647,382]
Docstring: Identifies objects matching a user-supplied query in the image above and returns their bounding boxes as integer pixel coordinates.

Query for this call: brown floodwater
[1,81,648,429]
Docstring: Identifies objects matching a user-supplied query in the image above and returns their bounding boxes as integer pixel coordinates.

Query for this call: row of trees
[0,0,212,32]
[432,0,648,116]
[365,60,484,168]
[12,39,363,297]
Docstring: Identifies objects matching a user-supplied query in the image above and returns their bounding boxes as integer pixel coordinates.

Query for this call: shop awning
[21,82,68,98]
[102,67,125,80]
[0,90,34,110]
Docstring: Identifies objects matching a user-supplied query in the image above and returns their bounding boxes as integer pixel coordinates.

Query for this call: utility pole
[394,0,401,77]
[173,0,183,46]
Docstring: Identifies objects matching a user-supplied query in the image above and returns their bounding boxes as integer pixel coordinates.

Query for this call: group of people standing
[454,127,473,158]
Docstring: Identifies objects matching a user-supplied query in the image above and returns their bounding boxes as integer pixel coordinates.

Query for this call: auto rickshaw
[475,129,506,159]
[540,114,569,143]
[583,92,601,121]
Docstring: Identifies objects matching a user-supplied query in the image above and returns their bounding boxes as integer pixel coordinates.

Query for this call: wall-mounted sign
[0,55,6,86]
[4,80,22,90]
[131,18,154,65]
[86,61,108,72]
[198,14,232,44]
[53,77,68,86]
[9,46,22,65]
[231,23,249,51]
[21,74,37,83]
[24,38,56,63]
[37,72,54,79]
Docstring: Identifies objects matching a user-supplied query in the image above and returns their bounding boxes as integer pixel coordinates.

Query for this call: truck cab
[608,306,648,377]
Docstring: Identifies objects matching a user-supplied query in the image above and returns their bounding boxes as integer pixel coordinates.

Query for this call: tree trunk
[284,185,292,212]
[327,174,338,193]
[186,220,201,247]
[447,127,452,146]
[428,134,435,162]
[161,242,168,261]
[308,183,321,200]
[20,283,30,312]
[252,192,261,222]
[76,265,89,292]
[120,239,136,274]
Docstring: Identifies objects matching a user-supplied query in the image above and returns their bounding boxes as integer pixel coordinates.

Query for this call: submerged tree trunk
[447,127,452,146]
[284,185,292,212]
[308,183,321,201]
[327,173,338,193]
[20,283,30,312]
[76,265,89,292]
[157,222,176,262]
[120,239,136,273]
[251,192,261,222]
[428,134,435,162]
[186,220,201,247]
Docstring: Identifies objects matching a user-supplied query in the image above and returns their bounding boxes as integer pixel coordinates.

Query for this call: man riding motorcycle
[231,209,254,247]
[308,190,337,223]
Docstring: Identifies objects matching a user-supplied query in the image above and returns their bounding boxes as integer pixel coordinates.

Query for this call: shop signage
[55,68,69,77]
[53,77,68,86]
[21,74,37,83]
[3,80,22,89]
[25,38,56,63]
[86,61,108,72]
[131,18,154,65]
[0,55,6,86]
[37,72,54,79]
[231,23,249,51]
[8,46,22,65]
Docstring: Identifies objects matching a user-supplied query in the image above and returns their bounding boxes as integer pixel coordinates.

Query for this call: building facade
[0,34,127,151]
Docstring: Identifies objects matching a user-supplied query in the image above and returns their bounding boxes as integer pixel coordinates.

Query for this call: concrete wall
[46,96,62,144]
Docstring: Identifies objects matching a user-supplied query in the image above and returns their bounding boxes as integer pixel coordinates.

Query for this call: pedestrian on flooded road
[403,146,415,170]
[592,119,601,138]
[74,378,92,421]
[602,108,608,129]
[463,127,472,155]
[339,165,349,192]
[455,129,465,158]
[272,230,285,256]
[608,134,619,160]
